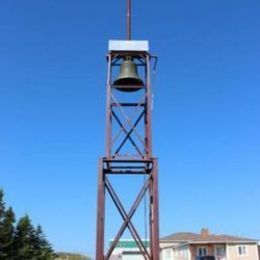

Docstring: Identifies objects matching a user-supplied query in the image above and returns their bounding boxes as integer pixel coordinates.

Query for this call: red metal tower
[96,1,160,259]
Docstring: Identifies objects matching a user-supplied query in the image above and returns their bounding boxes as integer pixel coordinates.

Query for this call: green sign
[110,240,150,248]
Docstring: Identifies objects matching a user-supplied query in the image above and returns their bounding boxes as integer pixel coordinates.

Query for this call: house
[109,229,259,260]
[160,228,259,260]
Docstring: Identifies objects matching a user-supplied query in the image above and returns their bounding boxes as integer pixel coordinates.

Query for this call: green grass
[55,252,91,260]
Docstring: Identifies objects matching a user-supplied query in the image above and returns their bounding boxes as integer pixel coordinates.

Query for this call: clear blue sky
[0,0,260,257]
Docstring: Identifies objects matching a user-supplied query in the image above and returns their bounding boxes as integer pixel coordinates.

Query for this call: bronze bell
[113,59,143,92]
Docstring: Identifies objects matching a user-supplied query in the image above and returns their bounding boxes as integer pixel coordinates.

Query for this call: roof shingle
[161,232,257,243]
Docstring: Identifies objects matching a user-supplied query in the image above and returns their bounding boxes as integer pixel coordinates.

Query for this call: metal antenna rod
[126,0,131,40]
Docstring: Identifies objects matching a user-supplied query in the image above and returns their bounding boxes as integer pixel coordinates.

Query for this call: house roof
[161,232,257,244]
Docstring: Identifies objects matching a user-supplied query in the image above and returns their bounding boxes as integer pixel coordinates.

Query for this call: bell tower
[95,1,160,259]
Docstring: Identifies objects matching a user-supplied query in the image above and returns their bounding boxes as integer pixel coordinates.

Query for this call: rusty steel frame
[95,49,160,260]
[127,0,131,40]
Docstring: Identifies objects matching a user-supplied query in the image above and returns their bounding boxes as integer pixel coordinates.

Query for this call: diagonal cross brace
[111,99,145,146]
[112,109,145,156]
[105,177,150,260]
[105,176,151,259]
[111,93,145,146]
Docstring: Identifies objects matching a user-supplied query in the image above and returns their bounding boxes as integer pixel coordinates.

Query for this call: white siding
[226,244,258,260]
[122,253,145,260]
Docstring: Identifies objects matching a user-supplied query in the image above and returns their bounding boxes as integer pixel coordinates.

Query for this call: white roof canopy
[108,40,149,52]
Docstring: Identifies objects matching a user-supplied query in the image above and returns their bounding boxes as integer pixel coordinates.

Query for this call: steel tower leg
[150,158,160,260]
[96,159,105,260]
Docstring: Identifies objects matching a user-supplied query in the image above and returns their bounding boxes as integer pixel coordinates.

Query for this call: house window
[237,245,247,256]
[197,247,208,256]
[165,249,172,258]
[215,246,225,257]
[183,247,188,257]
